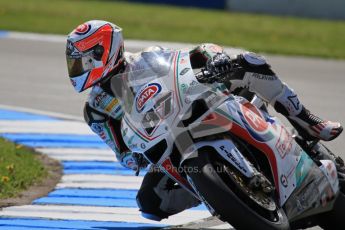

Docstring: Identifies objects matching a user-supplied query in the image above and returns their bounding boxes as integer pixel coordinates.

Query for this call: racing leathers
[83,44,343,221]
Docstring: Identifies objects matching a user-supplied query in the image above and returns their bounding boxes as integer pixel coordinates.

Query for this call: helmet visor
[66,52,95,78]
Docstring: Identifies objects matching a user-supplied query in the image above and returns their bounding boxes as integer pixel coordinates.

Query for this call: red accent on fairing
[161,158,193,190]
[107,120,126,152]
[200,112,233,130]
[241,102,268,133]
[209,111,280,195]
[231,121,279,194]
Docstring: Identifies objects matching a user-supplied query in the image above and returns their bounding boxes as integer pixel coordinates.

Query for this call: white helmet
[66,20,124,92]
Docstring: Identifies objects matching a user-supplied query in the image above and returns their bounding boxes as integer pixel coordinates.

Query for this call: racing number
[154,92,173,119]
[141,92,173,136]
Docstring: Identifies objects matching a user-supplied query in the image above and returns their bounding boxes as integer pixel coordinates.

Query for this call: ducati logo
[136,83,162,112]
[74,23,91,35]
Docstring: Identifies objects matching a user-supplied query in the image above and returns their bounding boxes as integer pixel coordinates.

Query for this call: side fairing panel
[215,96,305,205]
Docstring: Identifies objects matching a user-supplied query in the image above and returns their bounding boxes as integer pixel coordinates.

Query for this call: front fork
[181,138,274,194]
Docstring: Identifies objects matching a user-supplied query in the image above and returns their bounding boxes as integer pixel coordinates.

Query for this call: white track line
[0,205,211,225]
[0,104,83,121]
[37,148,116,161]
[56,182,141,190]
[43,154,116,162]
[60,174,142,183]
[57,174,143,189]
[37,148,115,156]
[0,120,93,135]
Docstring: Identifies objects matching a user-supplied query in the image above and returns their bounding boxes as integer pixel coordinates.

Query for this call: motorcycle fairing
[201,97,300,205]
[284,157,337,221]
[120,49,338,215]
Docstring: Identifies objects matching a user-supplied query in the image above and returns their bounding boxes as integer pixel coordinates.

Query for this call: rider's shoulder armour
[241,52,267,66]
[88,85,123,120]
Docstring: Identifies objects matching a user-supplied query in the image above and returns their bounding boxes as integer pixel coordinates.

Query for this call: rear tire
[318,192,345,230]
[184,148,290,230]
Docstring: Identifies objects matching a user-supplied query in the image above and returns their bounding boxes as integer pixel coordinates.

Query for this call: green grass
[0,138,47,199]
[1,0,345,58]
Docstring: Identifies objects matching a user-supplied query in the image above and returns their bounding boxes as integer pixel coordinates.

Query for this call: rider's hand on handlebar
[120,151,149,172]
[205,53,233,80]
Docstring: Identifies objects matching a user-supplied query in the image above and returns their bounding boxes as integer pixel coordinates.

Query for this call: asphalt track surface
[0,33,345,229]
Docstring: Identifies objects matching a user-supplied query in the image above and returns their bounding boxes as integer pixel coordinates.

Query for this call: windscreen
[110,50,175,114]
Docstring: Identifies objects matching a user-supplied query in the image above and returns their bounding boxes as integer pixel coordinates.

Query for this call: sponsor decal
[91,123,103,134]
[180,83,188,94]
[237,102,275,143]
[280,174,288,188]
[295,152,313,187]
[179,67,190,76]
[136,83,162,112]
[94,92,106,107]
[242,104,268,132]
[275,126,293,158]
[74,23,91,35]
[219,145,247,174]
[93,92,122,117]
[251,73,277,81]
[105,98,119,113]
[287,95,300,111]
[99,131,107,140]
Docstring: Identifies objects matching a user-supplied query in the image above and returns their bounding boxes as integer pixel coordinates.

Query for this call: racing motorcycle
[111,49,345,230]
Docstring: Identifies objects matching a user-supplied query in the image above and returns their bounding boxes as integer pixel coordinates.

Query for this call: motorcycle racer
[66,20,343,221]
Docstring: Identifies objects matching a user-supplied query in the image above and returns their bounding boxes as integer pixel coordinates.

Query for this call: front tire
[184,148,290,230]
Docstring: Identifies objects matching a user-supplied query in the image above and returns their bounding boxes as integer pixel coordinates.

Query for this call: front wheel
[184,147,290,230]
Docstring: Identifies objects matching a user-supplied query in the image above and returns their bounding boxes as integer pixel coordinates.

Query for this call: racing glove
[120,151,149,172]
[204,53,233,83]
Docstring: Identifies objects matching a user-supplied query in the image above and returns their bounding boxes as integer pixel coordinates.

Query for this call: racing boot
[309,142,345,192]
[272,84,345,186]
[272,84,343,142]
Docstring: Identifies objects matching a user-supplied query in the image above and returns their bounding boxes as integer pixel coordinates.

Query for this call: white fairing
[195,139,255,178]
[319,160,339,194]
